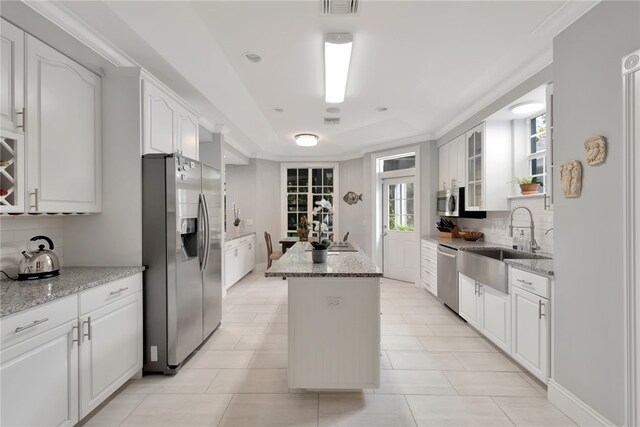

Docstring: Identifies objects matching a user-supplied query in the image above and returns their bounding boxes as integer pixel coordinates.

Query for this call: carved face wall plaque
[560,160,582,198]
[584,135,607,166]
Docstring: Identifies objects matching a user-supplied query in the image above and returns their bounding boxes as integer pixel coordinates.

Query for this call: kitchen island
[265,242,382,390]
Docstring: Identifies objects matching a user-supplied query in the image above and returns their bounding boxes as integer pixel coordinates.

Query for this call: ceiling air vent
[324,117,341,125]
[323,0,359,15]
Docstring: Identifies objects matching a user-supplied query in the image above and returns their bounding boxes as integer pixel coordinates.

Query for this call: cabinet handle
[16,108,25,129]
[477,283,482,296]
[30,188,39,212]
[72,322,79,346]
[14,317,48,333]
[451,178,456,188]
[109,287,128,296]
[538,300,545,319]
[83,317,92,341]
[474,282,478,296]
[516,279,533,286]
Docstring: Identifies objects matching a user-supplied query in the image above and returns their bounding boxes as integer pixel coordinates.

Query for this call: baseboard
[547,380,615,426]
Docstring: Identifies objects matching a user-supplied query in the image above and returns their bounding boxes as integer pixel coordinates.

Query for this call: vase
[311,248,328,263]
[519,183,539,195]
[297,229,310,241]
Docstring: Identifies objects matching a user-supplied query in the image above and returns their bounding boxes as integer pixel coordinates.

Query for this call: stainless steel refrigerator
[142,153,222,374]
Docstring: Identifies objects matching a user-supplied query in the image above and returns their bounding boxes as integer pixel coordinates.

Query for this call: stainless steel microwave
[437,188,486,218]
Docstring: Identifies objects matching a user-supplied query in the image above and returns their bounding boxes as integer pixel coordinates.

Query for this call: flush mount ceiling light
[324,33,353,104]
[295,133,319,147]
[243,52,262,63]
[510,102,544,115]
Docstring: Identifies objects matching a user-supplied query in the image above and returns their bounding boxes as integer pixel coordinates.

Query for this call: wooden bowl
[458,231,484,241]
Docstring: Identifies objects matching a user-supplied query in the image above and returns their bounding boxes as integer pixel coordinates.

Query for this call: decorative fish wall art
[343,192,363,205]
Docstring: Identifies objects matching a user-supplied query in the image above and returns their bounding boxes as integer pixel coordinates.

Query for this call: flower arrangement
[232,202,241,227]
[513,176,544,186]
[311,199,334,250]
[297,216,311,241]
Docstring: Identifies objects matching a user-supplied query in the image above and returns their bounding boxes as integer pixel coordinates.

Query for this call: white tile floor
[84,267,576,427]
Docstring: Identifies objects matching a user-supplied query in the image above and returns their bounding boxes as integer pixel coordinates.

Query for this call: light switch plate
[246,219,254,226]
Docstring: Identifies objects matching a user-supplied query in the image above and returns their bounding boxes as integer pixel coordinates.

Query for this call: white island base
[288,276,381,390]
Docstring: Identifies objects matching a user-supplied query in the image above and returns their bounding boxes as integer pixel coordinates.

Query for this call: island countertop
[265,242,382,278]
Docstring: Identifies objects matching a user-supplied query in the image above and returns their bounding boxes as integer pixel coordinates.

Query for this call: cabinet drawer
[239,235,255,246]
[511,268,549,299]
[79,274,142,316]
[0,294,77,349]
[422,263,436,279]
[421,255,436,268]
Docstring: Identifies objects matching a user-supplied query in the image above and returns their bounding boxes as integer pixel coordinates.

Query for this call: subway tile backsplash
[0,217,65,276]
[458,195,554,254]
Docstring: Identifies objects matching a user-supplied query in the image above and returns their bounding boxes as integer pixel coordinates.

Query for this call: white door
[80,293,143,417]
[458,273,480,328]
[1,19,24,133]
[26,35,102,213]
[0,320,79,427]
[480,284,511,353]
[142,79,177,155]
[512,286,549,382]
[382,177,418,282]
[177,105,199,160]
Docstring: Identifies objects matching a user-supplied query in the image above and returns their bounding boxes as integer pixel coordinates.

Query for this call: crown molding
[22,0,136,67]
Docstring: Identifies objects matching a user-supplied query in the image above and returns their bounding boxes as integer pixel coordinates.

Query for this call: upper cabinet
[142,78,199,160]
[1,20,24,134]
[464,121,511,211]
[25,35,102,213]
[438,134,466,191]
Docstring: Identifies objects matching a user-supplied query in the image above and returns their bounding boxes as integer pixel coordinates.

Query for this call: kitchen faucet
[509,206,541,253]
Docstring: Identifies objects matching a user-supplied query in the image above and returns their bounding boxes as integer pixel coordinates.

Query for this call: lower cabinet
[511,286,549,382]
[458,273,510,352]
[225,235,256,289]
[420,239,437,296]
[0,273,143,425]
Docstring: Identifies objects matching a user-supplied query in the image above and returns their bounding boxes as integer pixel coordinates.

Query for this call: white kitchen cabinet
[438,142,449,190]
[420,239,437,296]
[438,134,466,191]
[177,105,199,160]
[79,291,143,418]
[142,78,178,155]
[459,273,510,352]
[464,121,511,211]
[26,35,102,213]
[0,297,79,427]
[224,234,256,289]
[1,19,24,134]
[458,273,480,329]
[511,270,550,383]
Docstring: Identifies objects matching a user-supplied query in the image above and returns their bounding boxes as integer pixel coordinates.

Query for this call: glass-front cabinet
[465,123,484,211]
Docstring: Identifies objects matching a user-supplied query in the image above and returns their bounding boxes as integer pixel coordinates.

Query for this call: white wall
[552,2,640,424]
[338,158,366,249]
[0,217,65,276]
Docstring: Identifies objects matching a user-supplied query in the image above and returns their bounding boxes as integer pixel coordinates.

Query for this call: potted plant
[297,216,310,241]
[311,199,334,263]
[232,202,241,229]
[513,176,543,195]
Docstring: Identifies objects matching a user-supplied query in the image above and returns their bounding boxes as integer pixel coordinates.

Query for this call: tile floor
[84,267,575,427]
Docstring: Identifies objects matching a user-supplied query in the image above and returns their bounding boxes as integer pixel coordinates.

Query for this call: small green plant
[297,216,310,230]
[311,239,332,250]
[513,176,544,187]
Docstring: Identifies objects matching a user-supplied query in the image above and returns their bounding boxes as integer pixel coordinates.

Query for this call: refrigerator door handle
[201,193,212,272]
[198,194,207,271]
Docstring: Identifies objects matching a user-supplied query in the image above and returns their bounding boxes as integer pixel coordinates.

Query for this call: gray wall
[552,2,640,425]
[339,158,366,249]
[225,158,280,264]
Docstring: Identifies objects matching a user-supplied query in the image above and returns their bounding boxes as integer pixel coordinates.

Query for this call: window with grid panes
[286,167,336,238]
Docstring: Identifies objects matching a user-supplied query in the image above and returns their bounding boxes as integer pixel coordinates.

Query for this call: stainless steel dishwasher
[437,244,459,313]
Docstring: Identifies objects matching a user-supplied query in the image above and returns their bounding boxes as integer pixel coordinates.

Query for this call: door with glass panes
[285,167,336,239]
[383,177,418,282]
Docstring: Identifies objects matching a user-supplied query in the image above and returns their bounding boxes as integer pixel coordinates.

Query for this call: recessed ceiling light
[510,102,544,115]
[325,33,353,103]
[274,108,284,113]
[295,134,318,147]
[376,107,388,112]
[326,107,341,113]
[243,52,262,63]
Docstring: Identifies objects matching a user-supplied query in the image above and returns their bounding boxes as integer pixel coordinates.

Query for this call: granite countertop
[0,266,145,317]
[226,231,256,242]
[425,235,554,276]
[265,242,382,278]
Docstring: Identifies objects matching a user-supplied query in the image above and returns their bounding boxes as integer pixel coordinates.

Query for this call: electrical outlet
[327,297,343,307]
[246,219,254,226]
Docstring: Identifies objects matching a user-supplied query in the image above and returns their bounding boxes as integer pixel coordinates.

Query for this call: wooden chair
[343,232,350,242]
[264,232,283,269]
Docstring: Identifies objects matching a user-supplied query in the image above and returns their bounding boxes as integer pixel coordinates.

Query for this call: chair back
[343,231,350,242]
[264,232,273,256]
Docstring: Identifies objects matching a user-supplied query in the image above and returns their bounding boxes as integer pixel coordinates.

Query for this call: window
[528,113,547,190]
[387,182,414,231]
[284,166,337,238]
[382,155,415,172]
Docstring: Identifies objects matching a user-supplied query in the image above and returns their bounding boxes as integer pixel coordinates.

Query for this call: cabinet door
[458,273,480,328]
[465,123,485,211]
[438,143,449,190]
[448,139,458,188]
[26,35,102,213]
[1,19,24,133]
[511,287,549,382]
[456,134,466,189]
[480,285,511,353]
[224,248,240,288]
[142,79,177,155]
[177,105,199,160]
[0,320,79,427]
[80,292,143,418]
